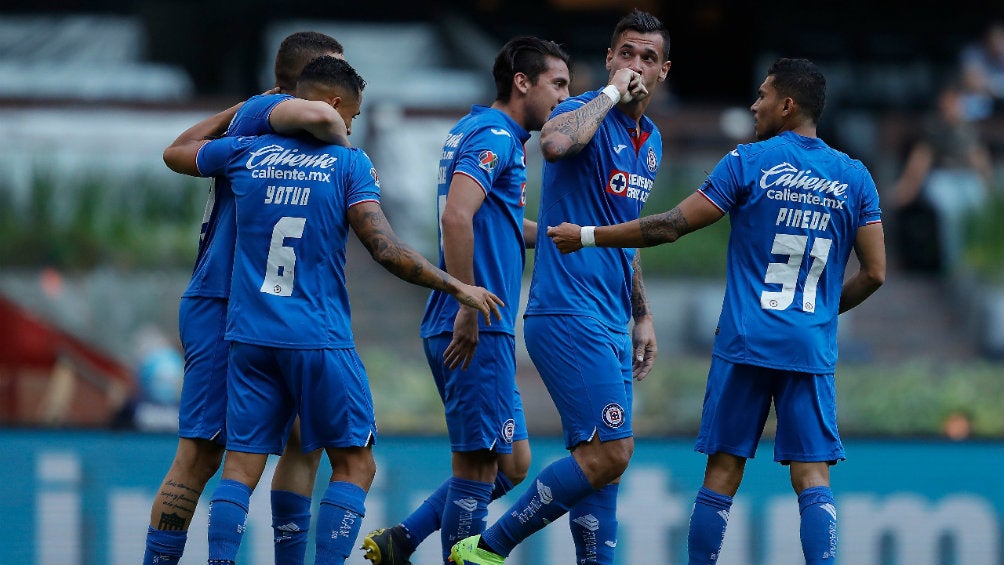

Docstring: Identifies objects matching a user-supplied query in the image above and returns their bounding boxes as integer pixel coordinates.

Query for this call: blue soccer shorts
[424,332,527,454]
[177,296,229,443]
[524,314,633,450]
[227,342,376,454]
[695,356,845,464]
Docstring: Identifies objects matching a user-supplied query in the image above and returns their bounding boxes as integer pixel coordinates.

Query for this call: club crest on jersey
[606,170,629,196]
[601,403,625,428]
[369,167,381,187]
[501,419,516,443]
[478,150,499,172]
[647,147,658,172]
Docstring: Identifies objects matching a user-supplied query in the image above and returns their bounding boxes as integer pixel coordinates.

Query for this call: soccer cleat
[360,526,413,565]
[449,535,504,565]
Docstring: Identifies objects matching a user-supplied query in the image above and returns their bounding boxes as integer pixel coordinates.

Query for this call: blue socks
[482,456,595,557]
[272,490,312,565]
[399,469,517,553]
[142,526,187,565]
[207,479,252,564]
[315,481,367,565]
[569,483,619,565]
[399,478,449,552]
[798,486,838,564]
[687,486,733,565]
[440,477,493,562]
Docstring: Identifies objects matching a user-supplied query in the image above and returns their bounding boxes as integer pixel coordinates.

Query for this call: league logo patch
[601,403,625,428]
[502,418,516,443]
[478,150,499,172]
[606,170,629,196]
[646,147,658,173]
[369,167,381,187]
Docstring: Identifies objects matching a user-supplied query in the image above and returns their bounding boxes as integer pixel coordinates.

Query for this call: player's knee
[175,439,224,483]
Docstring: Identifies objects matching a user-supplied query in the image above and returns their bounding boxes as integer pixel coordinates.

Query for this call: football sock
[481,456,594,557]
[272,490,312,565]
[492,472,515,500]
[142,526,187,565]
[207,479,252,564]
[440,477,493,562]
[315,481,367,565]
[399,478,449,553]
[687,486,733,565]
[798,486,838,564]
[569,483,619,565]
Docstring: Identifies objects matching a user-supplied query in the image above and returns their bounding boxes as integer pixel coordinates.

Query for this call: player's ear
[513,72,530,95]
[328,95,342,109]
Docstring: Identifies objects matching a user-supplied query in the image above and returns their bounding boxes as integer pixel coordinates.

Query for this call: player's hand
[454,284,504,326]
[610,68,643,102]
[631,316,657,381]
[547,222,584,254]
[261,86,281,95]
[626,72,649,102]
[444,307,480,370]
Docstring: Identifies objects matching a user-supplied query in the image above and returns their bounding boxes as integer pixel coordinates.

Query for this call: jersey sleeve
[195,137,249,177]
[344,149,382,207]
[857,169,882,226]
[452,125,518,196]
[698,147,745,214]
[226,94,294,136]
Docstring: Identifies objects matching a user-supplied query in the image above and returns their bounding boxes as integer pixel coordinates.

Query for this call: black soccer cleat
[360,525,414,565]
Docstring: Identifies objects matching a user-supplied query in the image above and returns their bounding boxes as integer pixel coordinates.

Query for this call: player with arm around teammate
[547,57,886,565]
[449,9,670,565]
[360,36,570,565]
[163,56,503,565]
[142,31,350,565]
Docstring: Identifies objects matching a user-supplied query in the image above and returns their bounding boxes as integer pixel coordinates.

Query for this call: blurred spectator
[892,81,993,273]
[113,326,183,431]
[942,409,973,441]
[959,21,1004,120]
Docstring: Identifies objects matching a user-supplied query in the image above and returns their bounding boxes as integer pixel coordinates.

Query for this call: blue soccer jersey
[526,90,662,330]
[182,93,294,299]
[699,130,882,373]
[196,133,381,348]
[420,105,531,337]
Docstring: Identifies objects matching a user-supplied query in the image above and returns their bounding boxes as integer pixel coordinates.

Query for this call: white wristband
[580,225,597,247]
[601,84,620,104]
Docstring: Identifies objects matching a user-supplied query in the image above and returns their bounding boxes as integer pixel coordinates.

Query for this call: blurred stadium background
[1,1,1002,564]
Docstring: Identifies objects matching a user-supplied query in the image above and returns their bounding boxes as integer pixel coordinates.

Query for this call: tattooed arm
[347,201,503,323]
[630,251,657,380]
[539,67,638,162]
[546,191,725,252]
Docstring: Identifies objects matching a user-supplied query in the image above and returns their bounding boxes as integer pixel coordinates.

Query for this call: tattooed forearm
[352,205,456,293]
[631,253,651,319]
[541,95,615,160]
[640,207,690,246]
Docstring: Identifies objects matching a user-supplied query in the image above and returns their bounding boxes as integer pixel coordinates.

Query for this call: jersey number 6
[260,216,306,297]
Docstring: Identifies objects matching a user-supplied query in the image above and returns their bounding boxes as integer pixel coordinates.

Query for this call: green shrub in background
[362,346,1004,438]
[0,172,205,269]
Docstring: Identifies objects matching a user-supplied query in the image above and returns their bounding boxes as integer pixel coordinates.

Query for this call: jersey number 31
[760,233,832,313]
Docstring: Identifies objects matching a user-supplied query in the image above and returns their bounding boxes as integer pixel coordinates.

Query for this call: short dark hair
[298,56,366,99]
[493,36,570,102]
[274,31,345,92]
[767,58,827,123]
[611,9,670,60]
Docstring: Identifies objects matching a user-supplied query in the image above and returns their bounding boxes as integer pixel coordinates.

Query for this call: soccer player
[142,31,350,565]
[360,36,570,565]
[449,10,670,565]
[163,56,504,565]
[547,58,886,565]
